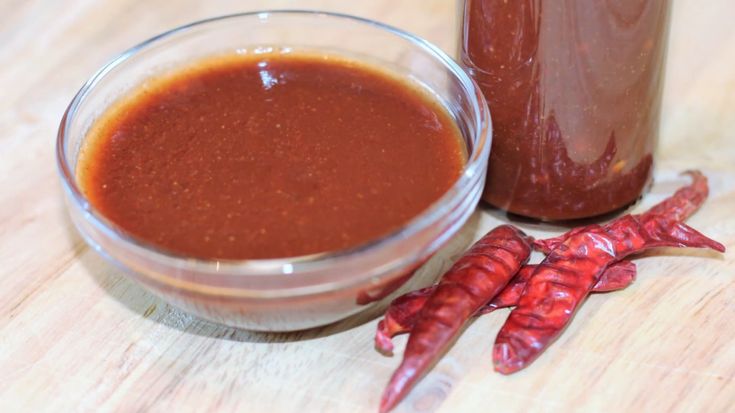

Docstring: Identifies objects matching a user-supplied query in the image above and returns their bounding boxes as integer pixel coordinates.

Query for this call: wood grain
[1,1,734,412]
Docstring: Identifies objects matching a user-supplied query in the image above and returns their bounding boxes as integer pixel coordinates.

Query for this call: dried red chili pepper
[379,225,532,413]
[494,214,725,374]
[534,225,593,254]
[645,170,708,221]
[375,286,433,354]
[580,260,637,293]
[480,260,636,314]
[535,171,708,253]
[374,261,636,354]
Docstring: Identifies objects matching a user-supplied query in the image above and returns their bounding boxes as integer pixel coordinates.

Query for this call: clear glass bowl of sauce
[56,11,491,331]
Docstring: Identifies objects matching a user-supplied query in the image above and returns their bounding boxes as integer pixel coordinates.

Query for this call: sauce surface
[79,53,464,259]
[462,0,669,220]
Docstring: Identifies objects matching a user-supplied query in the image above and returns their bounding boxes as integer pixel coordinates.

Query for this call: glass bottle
[461,0,671,220]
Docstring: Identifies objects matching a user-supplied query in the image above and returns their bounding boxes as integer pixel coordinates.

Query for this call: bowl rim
[56,9,491,283]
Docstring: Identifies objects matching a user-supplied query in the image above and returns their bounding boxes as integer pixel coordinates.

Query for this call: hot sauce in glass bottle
[462,0,671,220]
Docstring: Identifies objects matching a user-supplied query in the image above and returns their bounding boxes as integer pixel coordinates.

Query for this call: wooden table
[1,1,734,411]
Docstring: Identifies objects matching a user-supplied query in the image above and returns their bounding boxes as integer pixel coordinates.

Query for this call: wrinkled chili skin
[375,261,636,353]
[535,170,709,253]
[494,214,725,374]
[380,225,532,413]
[586,261,637,293]
[480,260,636,314]
[645,170,708,221]
[375,286,433,354]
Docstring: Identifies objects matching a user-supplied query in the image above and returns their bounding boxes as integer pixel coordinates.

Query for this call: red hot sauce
[462,0,671,220]
[78,53,465,260]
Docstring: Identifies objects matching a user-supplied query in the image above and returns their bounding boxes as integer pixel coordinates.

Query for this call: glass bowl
[56,10,491,331]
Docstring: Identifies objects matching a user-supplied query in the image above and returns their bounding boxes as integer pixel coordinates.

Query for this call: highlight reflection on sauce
[462,0,670,220]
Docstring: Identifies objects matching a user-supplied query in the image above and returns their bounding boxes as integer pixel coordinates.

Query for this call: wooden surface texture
[1,0,734,412]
